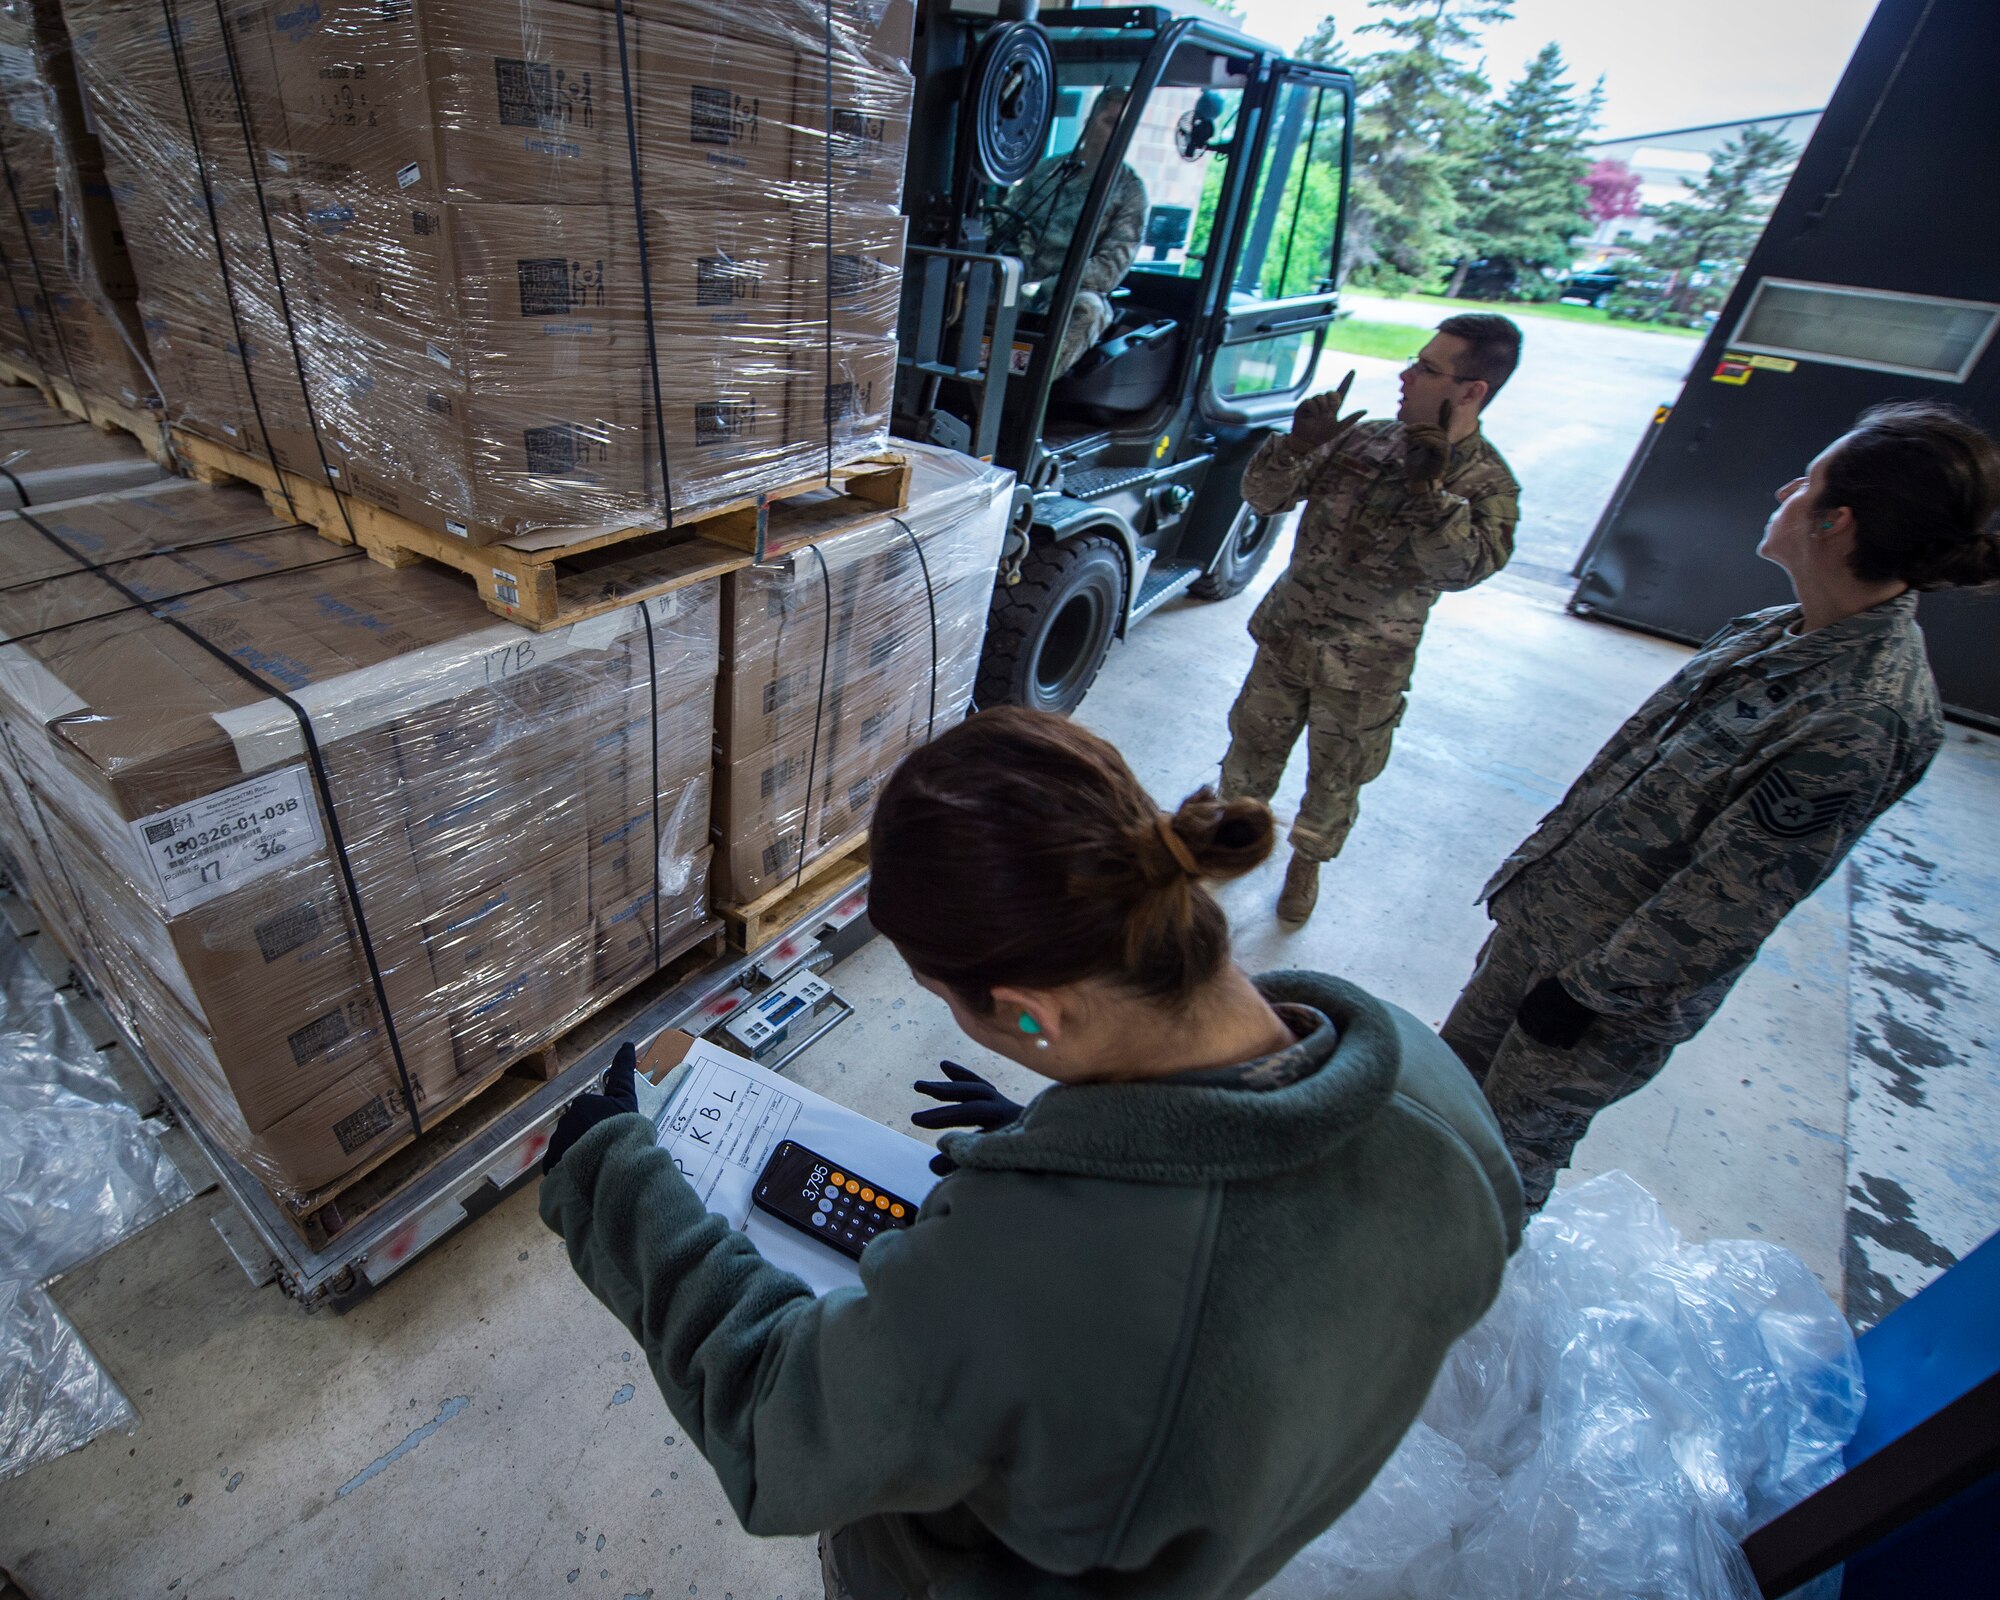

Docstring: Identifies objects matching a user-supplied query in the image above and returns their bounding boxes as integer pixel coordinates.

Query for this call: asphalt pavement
[1315,293,1703,580]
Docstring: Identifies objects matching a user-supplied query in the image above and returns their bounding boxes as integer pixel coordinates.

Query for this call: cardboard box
[260,0,435,194]
[790,47,912,211]
[643,19,798,203]
[788,334,895,458]
[592,845,712,998]
[790,207,906,343]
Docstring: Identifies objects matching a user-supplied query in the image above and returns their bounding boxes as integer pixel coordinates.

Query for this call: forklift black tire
[976,535,1125,714]
[1189,503,1280,601]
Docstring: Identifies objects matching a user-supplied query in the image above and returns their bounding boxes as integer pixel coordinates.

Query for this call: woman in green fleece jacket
[540,707,1524,1600]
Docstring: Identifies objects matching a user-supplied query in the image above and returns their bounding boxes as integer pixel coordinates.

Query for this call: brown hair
[868,708,1275,1011]
[1823,400,2000,590]
[1436,313,1523,402]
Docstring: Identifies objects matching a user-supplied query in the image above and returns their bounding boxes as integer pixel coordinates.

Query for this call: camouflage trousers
[1440,913,1680,1209]
[1219,644,1407,863]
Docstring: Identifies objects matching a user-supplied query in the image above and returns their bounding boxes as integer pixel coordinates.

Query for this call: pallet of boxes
[0,0,1017,1246]
[0,0,164,455]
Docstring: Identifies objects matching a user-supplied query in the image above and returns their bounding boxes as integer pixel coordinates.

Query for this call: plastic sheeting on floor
[1258,1172,1862,1600]
[1,925,189,1482]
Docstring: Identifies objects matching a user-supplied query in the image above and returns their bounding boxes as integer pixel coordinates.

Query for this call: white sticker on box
[128,765,325,916]
[396,162,422,189]
[445,517,469,539]
[425,342,452,370]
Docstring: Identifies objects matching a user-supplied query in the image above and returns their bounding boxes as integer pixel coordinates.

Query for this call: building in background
[1581,110,1821,258]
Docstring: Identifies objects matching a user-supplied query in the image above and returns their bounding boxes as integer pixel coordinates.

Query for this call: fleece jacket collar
[938,970,1397,1184]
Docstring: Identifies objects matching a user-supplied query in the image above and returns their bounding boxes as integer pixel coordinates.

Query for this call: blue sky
[1230,0,1878,140]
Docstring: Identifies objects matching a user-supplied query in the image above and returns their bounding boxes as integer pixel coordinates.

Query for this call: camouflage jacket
[1483,592,1944,1033]
[1244,420,1519,691]
[1013,158,1148,295]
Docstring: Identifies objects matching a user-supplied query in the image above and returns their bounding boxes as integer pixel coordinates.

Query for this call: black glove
[543,1041,641,1174]
[912,1060,1022,1176]
[1515,977,1597,1050]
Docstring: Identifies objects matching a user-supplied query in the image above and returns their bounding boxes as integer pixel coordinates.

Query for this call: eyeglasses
[1405,357,1474,382]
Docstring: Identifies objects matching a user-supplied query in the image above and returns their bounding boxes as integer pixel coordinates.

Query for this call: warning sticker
[1712,352,1753,386]
[128,765,326,915]
[1748,354,1798,372]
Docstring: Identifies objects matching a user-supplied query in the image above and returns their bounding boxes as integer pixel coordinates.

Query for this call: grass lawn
[1323,318,1431,362]
[1376,291,1706,338]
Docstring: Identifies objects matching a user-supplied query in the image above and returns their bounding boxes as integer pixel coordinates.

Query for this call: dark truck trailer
[1572,0,2000,728]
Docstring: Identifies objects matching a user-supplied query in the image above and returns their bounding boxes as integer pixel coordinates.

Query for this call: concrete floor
[3,318,1991,1594]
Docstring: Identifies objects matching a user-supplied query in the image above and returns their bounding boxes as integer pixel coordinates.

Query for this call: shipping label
[129,765,326,915]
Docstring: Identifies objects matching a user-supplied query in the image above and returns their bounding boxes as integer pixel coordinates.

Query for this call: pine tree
[1611,127,1796,326]
[1446,43,1597,299]
[1341,0,1513,291]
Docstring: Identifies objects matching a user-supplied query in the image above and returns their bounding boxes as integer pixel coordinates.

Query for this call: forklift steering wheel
[964,22,1056,188]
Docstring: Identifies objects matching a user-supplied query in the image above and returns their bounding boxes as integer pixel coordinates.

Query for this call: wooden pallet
[288,916,727,1248]
[719,831,871,952]
[171,429,912,629]
[0,351,172,466]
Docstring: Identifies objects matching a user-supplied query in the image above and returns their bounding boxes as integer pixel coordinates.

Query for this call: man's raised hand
[1290,370,1367,451]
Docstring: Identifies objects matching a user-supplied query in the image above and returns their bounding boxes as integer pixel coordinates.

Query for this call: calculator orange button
[874,1194,889,1209]
[889,1204,905,1218]
[828,1172,844,1187]
[844,1179,860,1194]
[859,1187,875,1202]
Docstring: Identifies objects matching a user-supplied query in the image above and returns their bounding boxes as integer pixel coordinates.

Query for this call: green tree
[1446,42,1598,299]
[1295,17,1345,66]
[1342,0,1513,292]
[1610,127,1796,326]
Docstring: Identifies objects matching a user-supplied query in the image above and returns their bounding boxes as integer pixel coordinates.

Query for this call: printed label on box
[397,162,422,189]
[129,765,326,915]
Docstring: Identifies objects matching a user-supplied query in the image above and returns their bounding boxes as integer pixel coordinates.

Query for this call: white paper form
[652,1040,942,1296]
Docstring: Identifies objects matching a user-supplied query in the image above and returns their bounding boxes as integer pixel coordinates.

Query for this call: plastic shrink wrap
[0,0,157,409]
[0,923,189,1481]
[0,475,719,1209]
[1256,1173,1863,1600]
[0,384,164,505]
[56,0,912,540]
[714,440,1009,903]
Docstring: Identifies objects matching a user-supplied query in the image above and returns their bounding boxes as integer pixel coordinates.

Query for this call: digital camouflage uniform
[1014,158,1148,375]
[1444,592,1944,1206]
[1220,420,1520,861]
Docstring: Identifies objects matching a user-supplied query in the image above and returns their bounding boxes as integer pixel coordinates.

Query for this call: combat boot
[1276,854,1320,924]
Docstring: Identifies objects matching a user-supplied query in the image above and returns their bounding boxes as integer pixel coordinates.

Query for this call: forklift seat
[1050,315,1182,415]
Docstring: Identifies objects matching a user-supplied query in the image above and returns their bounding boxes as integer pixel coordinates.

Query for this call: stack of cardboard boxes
[0,0,156,410]
[713,445,1011,904]
[0,478,717,1200]
[58,0,911,541]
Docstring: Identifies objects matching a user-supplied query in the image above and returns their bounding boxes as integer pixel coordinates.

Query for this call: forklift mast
[893,1,1356,712]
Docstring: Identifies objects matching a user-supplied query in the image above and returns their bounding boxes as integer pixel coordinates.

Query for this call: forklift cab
[896,4,1353,712]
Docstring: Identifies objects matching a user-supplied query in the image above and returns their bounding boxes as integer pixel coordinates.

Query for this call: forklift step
[1132,561,1203,621]
[1063,464,1156,499]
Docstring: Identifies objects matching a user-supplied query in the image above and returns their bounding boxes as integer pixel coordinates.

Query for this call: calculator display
[753,1140,917,1261]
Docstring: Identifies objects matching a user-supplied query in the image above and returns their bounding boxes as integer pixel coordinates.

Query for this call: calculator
[753,1140,918,1261]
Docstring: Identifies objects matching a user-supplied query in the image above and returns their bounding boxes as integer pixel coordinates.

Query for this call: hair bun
[1161,788,1277,883]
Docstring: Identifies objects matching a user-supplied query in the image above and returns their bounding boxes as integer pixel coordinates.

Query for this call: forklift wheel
[1189,504,1280,601]
[976,535,1124,714]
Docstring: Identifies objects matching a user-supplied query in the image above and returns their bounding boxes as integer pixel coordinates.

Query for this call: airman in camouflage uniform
[1006,90,1150,376]
[1220,322,1523,922]
[1444,592,1944,1207]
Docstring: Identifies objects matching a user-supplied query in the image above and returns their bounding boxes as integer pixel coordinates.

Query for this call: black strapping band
[791,544,836,891]
[156,0,298,523]
[0,547,364,648]
[821,0,836,485]
[611,0,674,529]
[888,516,941,741]
[636,598,662,964]
[14,509,424,1137]
[0,521,302,597]
[210,0,358,546]
[0,142,84,403]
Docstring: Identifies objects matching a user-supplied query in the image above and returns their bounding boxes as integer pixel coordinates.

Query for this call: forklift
[894,2,1355,711]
